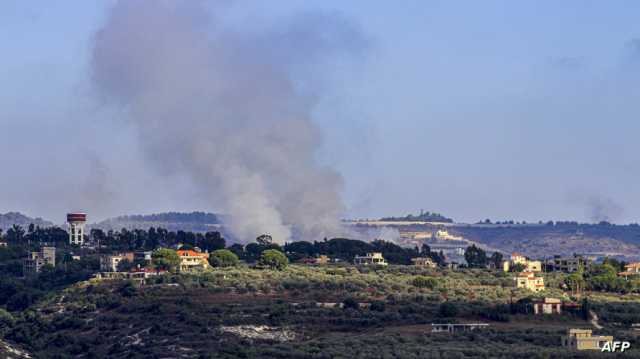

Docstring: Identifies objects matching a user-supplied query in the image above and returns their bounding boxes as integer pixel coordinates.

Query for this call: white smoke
[90,0,367,243]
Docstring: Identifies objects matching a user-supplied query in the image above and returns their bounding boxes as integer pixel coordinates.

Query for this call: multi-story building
[618,262,640,279]
[515,272,545,292]
[503,253,542,272]
[100,252,135,272]
[177,249,210,271]
[23,247,56,275]
[546,255,592,273]
[354,252,388,266]
[562,329,613,350]
[411,257,437,268]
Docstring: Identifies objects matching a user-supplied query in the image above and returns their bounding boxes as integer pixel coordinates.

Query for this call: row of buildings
[503,253,593,274]
[99,249,210,273]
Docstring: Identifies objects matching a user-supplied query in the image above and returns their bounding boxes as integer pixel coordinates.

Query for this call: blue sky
[2,1,640,224]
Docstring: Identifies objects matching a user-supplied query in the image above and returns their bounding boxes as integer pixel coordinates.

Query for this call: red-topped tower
[67,213,87,245]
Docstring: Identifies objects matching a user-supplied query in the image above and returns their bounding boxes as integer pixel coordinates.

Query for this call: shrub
[152,248,180,272]
[0,308,14,335]
[370,300,386,312]
[343,297,359,310]
[438,302,459,317]
[209,249,239,268]
[412,276,439,289]
[258,250,289,270]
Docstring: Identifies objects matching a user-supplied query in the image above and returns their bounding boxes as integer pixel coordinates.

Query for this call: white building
[354,252,388,266]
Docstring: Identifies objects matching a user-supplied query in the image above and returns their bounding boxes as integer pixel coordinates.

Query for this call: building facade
[532,297,562,314]
[618,262,640,279]
[546,255,592,273]
[503,253,542,272]
[411,257,437,268]
[23,247,56,275]
[100,253,135,272]
[562,329,613,350]
[354,252,388,266]
[515,272,545,292]
[177,249,210,271]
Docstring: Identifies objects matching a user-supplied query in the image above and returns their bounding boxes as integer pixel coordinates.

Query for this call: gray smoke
[91,0,366,243]
[587,195,624,223]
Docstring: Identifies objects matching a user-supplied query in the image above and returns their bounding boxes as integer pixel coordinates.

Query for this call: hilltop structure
[67,213,87,245]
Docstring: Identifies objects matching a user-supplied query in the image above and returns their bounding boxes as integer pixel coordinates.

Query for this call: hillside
[0,212,54,232]
[449,222,640,259]
[6,266,638,358]
[354,221,640,260]
[92,211,221,233]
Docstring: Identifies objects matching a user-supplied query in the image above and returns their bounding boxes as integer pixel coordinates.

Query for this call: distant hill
[92,211,221,232]
[0,212,54,232]
[383,221,640,260]
[380,210,453,223]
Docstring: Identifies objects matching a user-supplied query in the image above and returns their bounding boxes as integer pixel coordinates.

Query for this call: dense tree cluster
[89,227,225,252]
[380,210,453,223]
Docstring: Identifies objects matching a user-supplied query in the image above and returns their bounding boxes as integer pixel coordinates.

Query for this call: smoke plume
[587,195,624,223]
[91,0,366,243]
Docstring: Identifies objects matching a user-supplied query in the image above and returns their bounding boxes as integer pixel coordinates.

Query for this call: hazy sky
[2,1,640,225]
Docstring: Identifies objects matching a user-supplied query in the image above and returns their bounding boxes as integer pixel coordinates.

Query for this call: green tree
[412,276,440,289]
[152,248,180,272]
[489,252,504,269]
[202,232,226,252]
[464,245,488,268]
[258,249,288,270]
[565,272,586,295]
[209,249,239,268]
[0,308,14,335]
[116,259,134,272]
[510,263,526,273]
[6,225,25,244]
[342,297,359,310]
[585,264,618,291]
[439,302,459,317]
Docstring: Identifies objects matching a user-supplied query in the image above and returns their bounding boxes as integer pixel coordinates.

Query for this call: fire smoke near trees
[91,0,367,243]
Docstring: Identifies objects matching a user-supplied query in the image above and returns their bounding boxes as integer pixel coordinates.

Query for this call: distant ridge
[0,212,54,232]
[92,211,221,232]
[380,210,453,223]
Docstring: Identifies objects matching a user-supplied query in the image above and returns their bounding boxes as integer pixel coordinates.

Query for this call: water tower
[67,213,87,245]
